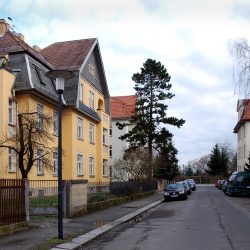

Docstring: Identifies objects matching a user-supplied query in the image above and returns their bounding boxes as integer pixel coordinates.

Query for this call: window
[52,111,58,135]
[109,127,112,136]
[103,159,108,176]
[77,117,83,139]
[8,148,15,172]
[89,123,94,143]
[109,145,112,158]
[77,154,83,176]
[89,90,94,109]
[35,66,46,85]
[103,128,108,145]
[89,156,94,176]
[8,99,16,125]
[53,150,58,176]
[37,148,44,175]
[88,64,96,77]
[79,83,83,101]
[37,104,44,130]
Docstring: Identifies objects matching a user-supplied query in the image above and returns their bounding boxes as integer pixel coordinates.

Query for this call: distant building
[0,18,110,182]
[234,99,250,171]
[110,95,136,181]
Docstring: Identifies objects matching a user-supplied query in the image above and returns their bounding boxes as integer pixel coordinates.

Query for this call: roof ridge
[43,38,97,47]
[7,31,53,68]
[111,95,136,98]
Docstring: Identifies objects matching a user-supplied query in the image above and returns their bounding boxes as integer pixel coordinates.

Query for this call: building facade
[110,95,136,181]
[234,99,250,171]
[0,19,110,182]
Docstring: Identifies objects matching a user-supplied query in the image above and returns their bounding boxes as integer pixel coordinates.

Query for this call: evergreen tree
[206,144,222,176]
[153,137,180,180]
[206,143,230,177]
[117,59,185,178]
[185,164,194,176]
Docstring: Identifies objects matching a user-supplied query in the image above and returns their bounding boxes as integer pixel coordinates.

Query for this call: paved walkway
[0,192,163,250]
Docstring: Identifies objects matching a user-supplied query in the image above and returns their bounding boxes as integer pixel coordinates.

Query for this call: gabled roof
[40,38,96,70]
[0,31,52,68]
[111,95,136,119]
[234,99,250,133]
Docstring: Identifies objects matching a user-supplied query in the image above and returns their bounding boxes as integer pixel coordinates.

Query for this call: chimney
[0,19,9,36]
[16,32,25,41]
[33,45,41,52]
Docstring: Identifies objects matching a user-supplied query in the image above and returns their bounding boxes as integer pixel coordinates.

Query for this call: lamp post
[46,70,74,239]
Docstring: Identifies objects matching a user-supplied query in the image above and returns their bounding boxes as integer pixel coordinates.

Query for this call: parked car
[222,181,228,194]
[163,183,187,201]
[226,171,250,197]
[215,179,221,188]
[185,179,196,191]
[218,180,226,190]
[177,181,192,195]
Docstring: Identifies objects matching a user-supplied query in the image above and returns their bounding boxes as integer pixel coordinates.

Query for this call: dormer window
[88,64,96,77]
[35,66,46,85]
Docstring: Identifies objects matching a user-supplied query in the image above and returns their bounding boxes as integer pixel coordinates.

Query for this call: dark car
[219,180,226,190]
[186,179,196,191]
[225,171,250,197]
[163,183,187,201]
[180,180,192,195]
[222,181,228,194]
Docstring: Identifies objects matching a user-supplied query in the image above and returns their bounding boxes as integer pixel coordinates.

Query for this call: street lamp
[46,70,74,239]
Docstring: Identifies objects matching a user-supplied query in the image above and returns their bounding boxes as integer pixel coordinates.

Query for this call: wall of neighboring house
[0,68,17,179]
[110,118,132,181]
[237,122,250,171]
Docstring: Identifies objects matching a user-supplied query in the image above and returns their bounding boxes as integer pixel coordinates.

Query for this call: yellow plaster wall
[0,69,17,179]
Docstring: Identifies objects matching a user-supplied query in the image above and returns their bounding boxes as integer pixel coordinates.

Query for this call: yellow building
[0,19,110,183]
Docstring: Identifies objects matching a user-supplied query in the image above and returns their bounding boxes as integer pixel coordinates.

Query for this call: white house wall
[237,123,250,171]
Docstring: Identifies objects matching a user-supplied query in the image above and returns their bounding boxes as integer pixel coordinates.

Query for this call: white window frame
[53,150,58,176]
[103,159,108,176]
[37,103,44,130]
[103,128,108,145]
[79,83,83,101]
[8,99,15,125]
[77,117,83,139]
[37,148,44,175]
[89,156,95,176]
[52,111,58,135]
[8,148,16,172]
[77,154,83,176]
[89,123,94,143]
[89,90,94,109]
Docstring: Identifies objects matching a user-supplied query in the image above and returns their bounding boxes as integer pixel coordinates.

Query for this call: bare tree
[0,112,56,178]
[111,148,151,181]
[229,38,250,97]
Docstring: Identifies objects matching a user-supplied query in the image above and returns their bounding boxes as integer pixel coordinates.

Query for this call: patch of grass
[87,193,117,204]
[30,195,58,208]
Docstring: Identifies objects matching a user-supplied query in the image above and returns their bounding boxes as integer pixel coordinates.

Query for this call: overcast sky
[2,0,250,165]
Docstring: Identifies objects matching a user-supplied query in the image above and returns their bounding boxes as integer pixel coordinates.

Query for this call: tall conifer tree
[117,59,185,178]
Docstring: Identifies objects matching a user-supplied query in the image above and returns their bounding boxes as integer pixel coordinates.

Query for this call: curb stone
[51,199,163,250]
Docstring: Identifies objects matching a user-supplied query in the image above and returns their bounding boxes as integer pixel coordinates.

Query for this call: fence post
[24,179,30,222]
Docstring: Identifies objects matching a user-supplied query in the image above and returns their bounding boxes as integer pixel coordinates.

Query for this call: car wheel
[183,195,187,200]
[164,198,169,202]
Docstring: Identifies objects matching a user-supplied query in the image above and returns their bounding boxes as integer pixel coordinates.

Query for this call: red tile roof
[40,38,96,70]
[111,95,136,119]
[234,99,250,132]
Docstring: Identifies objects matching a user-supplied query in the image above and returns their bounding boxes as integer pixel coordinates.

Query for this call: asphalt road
[82,185,250,250]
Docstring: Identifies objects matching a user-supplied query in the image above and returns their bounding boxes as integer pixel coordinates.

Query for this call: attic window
[34,66,46,85]
[88,64,96,77]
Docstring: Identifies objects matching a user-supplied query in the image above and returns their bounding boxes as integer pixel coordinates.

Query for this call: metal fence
[29,180,58,215]
[87,179,158,204]
[0,179,26,226]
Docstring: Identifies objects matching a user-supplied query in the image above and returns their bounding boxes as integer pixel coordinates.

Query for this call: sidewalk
[0,192,163,250]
